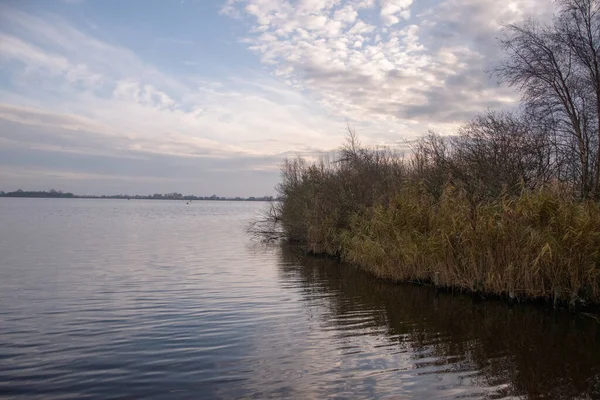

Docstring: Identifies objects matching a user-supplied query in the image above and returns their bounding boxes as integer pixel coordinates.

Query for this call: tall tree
[495,0,600,198]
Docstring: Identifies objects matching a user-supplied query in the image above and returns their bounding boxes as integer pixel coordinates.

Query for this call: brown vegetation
[265,0,600,306]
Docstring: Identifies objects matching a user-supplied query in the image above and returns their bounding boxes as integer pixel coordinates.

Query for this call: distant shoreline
[0,190,275,202]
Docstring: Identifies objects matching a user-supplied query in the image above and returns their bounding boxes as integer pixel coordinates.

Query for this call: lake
[1,198,599,399]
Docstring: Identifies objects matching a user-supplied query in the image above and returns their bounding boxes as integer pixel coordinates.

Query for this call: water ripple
[1,199,600,399]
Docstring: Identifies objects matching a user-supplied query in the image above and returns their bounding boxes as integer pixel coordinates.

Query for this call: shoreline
[299,247,600,313]
[0,196,272,202]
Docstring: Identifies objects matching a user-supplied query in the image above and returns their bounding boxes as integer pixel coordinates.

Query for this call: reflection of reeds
[278,245,600,399]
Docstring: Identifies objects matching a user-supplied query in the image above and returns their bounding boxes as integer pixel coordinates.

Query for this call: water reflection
[277,244,600,399]
[2,199,600,399]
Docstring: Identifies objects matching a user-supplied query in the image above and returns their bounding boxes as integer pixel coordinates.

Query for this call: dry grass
[341,184,600,305]
[275,137,600,306]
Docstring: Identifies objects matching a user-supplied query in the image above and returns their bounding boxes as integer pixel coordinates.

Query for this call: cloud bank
[0,1,555,195]
[223,0,554,126]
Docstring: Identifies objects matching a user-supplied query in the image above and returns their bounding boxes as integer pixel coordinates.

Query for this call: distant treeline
[0,189,274,202]
[0,189,75,198]
[262,0,600,308]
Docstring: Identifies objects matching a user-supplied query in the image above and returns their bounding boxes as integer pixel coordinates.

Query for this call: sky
[0,0,555,197]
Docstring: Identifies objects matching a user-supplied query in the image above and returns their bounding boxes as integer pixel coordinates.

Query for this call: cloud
[380,0,413,26]
[223,0,554,128]
[0,1,558,195]
[0,5,353,194]
[0,113,289,196]
[0,6,347,149]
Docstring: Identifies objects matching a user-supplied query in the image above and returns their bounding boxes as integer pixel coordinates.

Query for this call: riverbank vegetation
[269,0,600,306]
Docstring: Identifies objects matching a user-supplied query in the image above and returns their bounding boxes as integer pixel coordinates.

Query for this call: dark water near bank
[1,199,600,399]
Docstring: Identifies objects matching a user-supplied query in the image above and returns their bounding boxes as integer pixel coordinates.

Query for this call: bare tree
[453,111,555,195]
[494,0,600,198]
[412,111,556,200]
[557,0,600,194]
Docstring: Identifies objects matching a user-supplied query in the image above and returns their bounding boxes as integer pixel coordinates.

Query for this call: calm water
[1,199,600,399]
